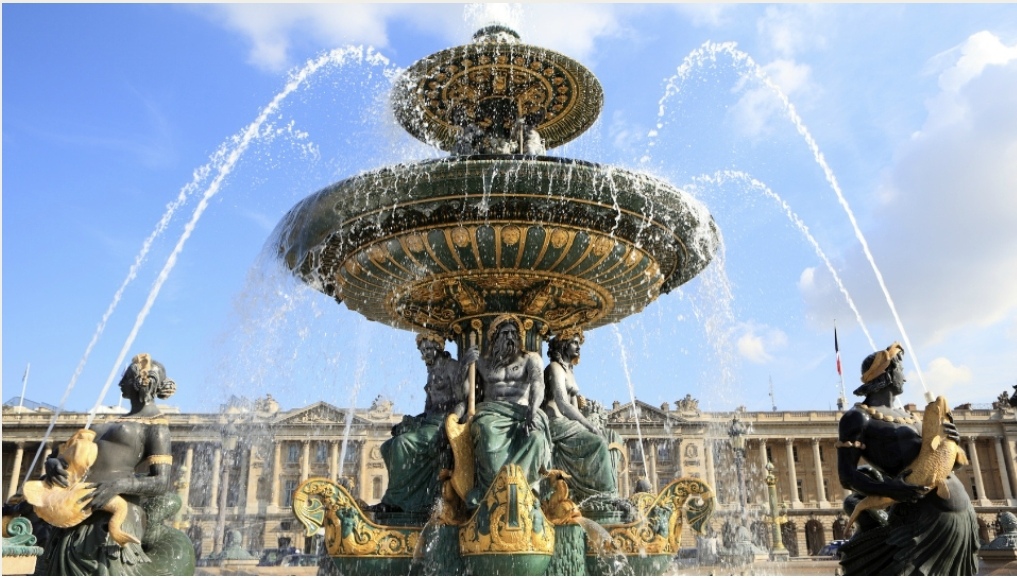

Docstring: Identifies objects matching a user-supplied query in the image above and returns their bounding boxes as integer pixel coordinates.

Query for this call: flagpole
[18,363,31,408]
[835,322,847,410]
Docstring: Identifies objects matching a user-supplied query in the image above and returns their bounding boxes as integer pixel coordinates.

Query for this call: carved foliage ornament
[595,477,715,557]
[292,478,420,558]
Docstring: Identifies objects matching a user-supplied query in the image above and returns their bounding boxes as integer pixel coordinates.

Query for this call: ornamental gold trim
[594,477,715,558]
[292,477,420,559]
[460,464,555,556]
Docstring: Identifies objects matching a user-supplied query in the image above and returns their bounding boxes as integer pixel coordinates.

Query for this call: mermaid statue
[24,354,195,576]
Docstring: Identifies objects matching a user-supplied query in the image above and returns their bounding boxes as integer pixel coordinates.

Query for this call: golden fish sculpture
[22,429,140,546]
[848,396,969,527]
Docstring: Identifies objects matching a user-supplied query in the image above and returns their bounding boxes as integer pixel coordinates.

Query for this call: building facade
[4,393,1016,558]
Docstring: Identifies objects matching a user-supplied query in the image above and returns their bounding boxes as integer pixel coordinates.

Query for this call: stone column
[270,442,282,508]
[1004,434,1017,501]
[648,440,659,491]
[183,445,195,506]
[358,441,369,503]
[785,438,802,508]
[995,437,1016,505]
[704,440,717,499]
[244,447,259,514]
[37,442,53,478]
[210,446,222,511]
[758,439,769,473]
[966,438,989,506]
[7,443,24,499]
[300,441,310,483]
[812,438,830,508]
[330,441,340,482]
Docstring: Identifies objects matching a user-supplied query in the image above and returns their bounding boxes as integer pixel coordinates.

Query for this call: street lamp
[764,462,790,561]
[214,422,240,556]
[727,415,750,513]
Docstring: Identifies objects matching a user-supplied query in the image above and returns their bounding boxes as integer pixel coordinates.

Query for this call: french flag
[835,326,842,376]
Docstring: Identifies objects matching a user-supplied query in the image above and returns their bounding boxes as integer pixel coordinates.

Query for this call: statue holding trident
[455,315,553,507]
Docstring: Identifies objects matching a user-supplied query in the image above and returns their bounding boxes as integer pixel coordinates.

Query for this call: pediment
[275,402,372,426]
[608,400,687,424]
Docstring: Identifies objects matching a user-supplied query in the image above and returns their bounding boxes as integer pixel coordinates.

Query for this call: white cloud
[802,31,1017,349]
[910,357,972,396]
[200,4,624,73]
[798,267,816,292]
[728,58,813,138]
[202,5,403,71]
[672,5,732,28]
[756,5,826,59]
[736,324,788,363]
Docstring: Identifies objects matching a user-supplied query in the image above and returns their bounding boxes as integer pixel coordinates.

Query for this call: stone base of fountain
[293,466,714,576]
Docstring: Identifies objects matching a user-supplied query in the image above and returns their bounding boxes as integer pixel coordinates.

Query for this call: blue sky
[4,4,1016,418]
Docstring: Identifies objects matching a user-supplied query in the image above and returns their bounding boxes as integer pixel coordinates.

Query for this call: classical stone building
[4,393,1016,559]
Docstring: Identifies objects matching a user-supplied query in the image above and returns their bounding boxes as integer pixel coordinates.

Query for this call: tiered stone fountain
[279,26,720,575]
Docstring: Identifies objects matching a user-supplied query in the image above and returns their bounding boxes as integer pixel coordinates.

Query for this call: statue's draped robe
[380,412,451,513]
[547,416,617,500]
[838,410,980,576]
[41,501,149,576]
[839,474,980,575]
[470,401,552,495]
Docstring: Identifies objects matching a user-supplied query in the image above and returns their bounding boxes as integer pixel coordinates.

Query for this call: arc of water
[22,142,226,483]
[612,325,651,484]
[74,46,393,430]
[691,170,877,351]
[651,40,930,398]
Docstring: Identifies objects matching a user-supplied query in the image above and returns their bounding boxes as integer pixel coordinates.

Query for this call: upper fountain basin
[275,155,718,340]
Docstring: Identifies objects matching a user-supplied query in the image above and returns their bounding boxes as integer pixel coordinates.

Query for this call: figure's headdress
[416,331,446,349]
[123,353,171,403]
[486,314,526,351]
[553,326,584,344]
[860,342,903,384]
[853,341,904,397]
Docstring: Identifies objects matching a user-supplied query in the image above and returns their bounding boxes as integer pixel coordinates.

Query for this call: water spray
[652,41,932,401]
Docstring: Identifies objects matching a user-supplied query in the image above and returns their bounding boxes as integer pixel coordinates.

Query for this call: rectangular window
[765,447,773,464]
[287,443,300,464]
[818,446,824,463]
[283,480,298,507]
[796,480,803,502]
[316,442,328,463]
[792,446,799,462]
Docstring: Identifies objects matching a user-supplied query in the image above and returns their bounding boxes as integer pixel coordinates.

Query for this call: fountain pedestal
[280,24,720,577]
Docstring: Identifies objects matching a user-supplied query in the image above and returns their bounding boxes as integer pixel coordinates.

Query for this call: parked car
[818,539,848,558]
[259,547,301,566]
[281,554,321,567]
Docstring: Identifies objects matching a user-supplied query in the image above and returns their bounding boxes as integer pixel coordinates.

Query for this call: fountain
[279,26,719,575]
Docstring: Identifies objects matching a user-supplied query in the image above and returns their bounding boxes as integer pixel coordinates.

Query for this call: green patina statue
[542,328,618,501]
[378,332,470,513]
[28,353,195,576]
[836,343,980,575]
[462,315,553,506]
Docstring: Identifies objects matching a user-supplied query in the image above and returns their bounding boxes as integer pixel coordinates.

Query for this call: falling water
[612,325,651,484]
[651,40,931,397]
[21,162,222,479]
[338,354,368,473]
[73,46,394,432]
[691,170,878,351]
